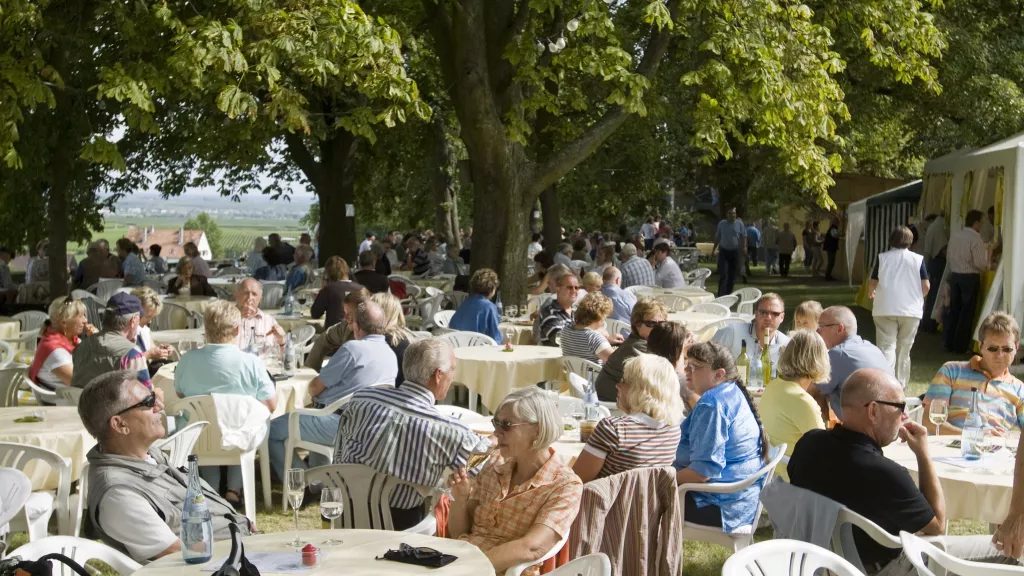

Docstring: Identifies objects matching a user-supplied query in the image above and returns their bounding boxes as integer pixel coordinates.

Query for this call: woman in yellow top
[758,329,830,479]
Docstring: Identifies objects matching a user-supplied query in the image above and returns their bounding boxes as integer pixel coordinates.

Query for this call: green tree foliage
[183,212,225,258]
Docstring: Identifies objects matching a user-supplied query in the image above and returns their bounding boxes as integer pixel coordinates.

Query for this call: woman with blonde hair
[573,354,685,482]
[758,330,829,477]
[29,297,96,390]
[168,256,216,296]
[370,292,415,384]
[792,300,823,332]
[132,286,173,366]
[311,256,363,329]
[559,292,621,363]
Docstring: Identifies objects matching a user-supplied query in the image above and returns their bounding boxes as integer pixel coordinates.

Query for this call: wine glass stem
[294,507,300,544]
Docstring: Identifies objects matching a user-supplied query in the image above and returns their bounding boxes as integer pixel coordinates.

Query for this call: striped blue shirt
[333,381,492,509]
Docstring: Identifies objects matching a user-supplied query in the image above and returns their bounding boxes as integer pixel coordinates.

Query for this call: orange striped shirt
[584,414,680,479]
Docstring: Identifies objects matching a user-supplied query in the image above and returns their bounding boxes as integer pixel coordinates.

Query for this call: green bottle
[737,341,750,385]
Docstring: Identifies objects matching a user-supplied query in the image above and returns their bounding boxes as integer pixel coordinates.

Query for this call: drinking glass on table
[178,340,193,355]
[286,468,306,547]
[319,488,344,544]
[1006,429,1021,456]
[929,399,947,437]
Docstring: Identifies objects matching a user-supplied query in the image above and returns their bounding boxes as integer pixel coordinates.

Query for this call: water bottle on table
[181,454,214,564]
[961,386,984,461]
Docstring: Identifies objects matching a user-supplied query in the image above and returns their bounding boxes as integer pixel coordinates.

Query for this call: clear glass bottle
[181,455,214,564]
[246,327,258,356]
[748,341,763,387]
[961,387,984,460]
[283,333,296,376]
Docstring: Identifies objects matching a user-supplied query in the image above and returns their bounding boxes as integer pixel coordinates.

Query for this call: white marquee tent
[845,180,923,288]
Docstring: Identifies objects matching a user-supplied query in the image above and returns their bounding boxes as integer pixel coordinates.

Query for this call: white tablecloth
[0,317,19,340]
[265,309,325,333]
[667,312,728,334]
[0,407,94,490]
[454,346,564,412]
[648,288,714,304]
[150,329,206,347]
[152,362,317,417]
[883,440,1015,523]
[134,530,494,576]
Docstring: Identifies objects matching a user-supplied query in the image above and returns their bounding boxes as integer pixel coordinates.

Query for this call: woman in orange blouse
[448,388,583,576]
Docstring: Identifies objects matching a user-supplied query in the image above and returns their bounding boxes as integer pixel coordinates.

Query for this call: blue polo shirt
[716,219,746,251]
[600,283,637,325]
[174,343,275,402]
[317,335,398,404]
[816,335,892,420]
[449,294,503,344]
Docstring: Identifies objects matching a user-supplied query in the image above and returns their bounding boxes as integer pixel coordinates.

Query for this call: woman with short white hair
[449,387,583,576]
[247,237,268,275]
[573,354,685,483]
[132,287,172,365]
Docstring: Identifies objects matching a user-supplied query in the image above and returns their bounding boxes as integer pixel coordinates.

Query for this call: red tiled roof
[125,228,205,259]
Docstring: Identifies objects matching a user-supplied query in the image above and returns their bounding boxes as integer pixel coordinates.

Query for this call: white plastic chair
[445,291,468,310]
[165,396,270,523]
[548,554,611,576]
[10,535,141,576]
[433,310,455,330]
[281,381,394,511]
[722,539,864,576]
[900,531,1014,576]
[154,301,193,331]
[678,443,786,552]
[732,287,762,314]
[305,464,439,534]
[0,442,72,540]
[260,283,285,309]
[685,268,712,289]
[290,325,317,366]
[605,318,631,339]
[0,367,25,407]
[54,387,81,406]
[688,303,732,317]
[14,311,49,350]
[152,421,209,468]
[562,357,602,383]
[527,293,555,315]
[68,463,87,538]
[24,377,59,406]
[0,468,32,541]
[711,294,740,309]
[653,294,692,312]
[507,532,570,576]
[694,317,748,342]
[87,279,124,303]
[418,293,447,330]
[0,341,14,370]
[438,332,496,413]
[625,285,654,295]
[906,397,923,425]
[832,506,947,573]
[77,296,105,329]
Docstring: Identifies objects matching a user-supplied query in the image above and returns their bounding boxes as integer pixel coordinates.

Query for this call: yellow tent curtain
[961,171,974,219]
[995,170,1005,240]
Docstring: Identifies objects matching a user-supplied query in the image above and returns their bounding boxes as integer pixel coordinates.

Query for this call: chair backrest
[722,539,864,576]
[433,310,456,330]
[152,421,210,468]
[446,291,469,310]
[211,284,235,301]
[70,289,104,304]
[527,293,555,315]
[685,268,712,288]
[605,318,631,339]
[711,294,740,309]
[0,367,25,407]
[13,311,49,333]
[731,287,762,303]
[899,531,1022,576]
[154,301,192,331]
[439,331,497,348]
[653,294,692,312]
[24,376,60,405]
[291,325,317,347]
[0,468,32,528]
[10,536,142,576]
[905,397,924,425]
[0,442,70,532]
[55,386,82,406]
[562,356,603,383]
[688,303,732,317]
[0,342,15,371]
[260,283,285,309]
[418,293,447,328]
[549,553,612,576]
[831,506,902,572]
[304,464,437,530]
[88,279,124,303]
[165,396,265,459]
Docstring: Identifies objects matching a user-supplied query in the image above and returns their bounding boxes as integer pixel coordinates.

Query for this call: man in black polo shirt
[789,368,1012,575]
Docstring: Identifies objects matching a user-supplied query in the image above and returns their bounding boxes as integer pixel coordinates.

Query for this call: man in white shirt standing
[640,216,657,251]
[944,209,990,354]
[712,293,790,369]
[358,232,376,255]
[652,240,686,288]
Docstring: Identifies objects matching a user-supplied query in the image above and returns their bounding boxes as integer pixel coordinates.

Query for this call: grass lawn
[4,262,989,574]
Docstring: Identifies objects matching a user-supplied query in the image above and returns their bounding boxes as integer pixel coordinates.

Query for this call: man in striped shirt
[333,338,492,530]
[535,273,578,346]
[944,209,991,353]
[618,243,656,288]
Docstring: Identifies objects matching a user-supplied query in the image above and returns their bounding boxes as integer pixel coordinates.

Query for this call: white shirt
[712,322,790,367]
[640,223,656,240]
[527,242,543,259]
[655,257,686,288]
[923,217,948,259]
[873,249,926,318]
[359,239,374,254]
[97,457,178,562]
[38,348,72,388]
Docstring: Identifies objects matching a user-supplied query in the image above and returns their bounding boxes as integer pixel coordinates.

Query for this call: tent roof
[971,132,1024,155]
[848,179,922,211]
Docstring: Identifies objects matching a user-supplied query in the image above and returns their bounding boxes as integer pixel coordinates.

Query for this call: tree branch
[422,0,457,88]
[529,0,681,196]
[283,132,322,187]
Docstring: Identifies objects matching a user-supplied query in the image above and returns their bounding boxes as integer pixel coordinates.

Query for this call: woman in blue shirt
[675,341,768,533]
[449,268,503,343]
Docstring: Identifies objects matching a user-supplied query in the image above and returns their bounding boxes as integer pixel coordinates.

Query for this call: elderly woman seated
[175,300,277,504]
[311,256,363,329]
[131,287,173,369]
[450,268,503,343]
[28,297,96,391]
[559,292,622,364]
[448,387,582,576]
[285,244,316,292]
[573,354,685,483]
[167,256,217,297]
[79,370,251,563]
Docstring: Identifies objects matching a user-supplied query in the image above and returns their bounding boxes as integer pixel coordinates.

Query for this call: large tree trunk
[433,115,461,250]
[540,185,562,251]
[47,48,73,299]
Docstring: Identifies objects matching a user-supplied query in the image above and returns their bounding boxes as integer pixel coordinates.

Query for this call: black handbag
[211,524,261,576]
[376,543,458,568]
[0,553,90,576]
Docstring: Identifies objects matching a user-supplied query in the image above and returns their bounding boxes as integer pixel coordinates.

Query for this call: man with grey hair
[71,293,154,392]
[600,266,636,323]
[814,305,891,421]
[80,370,250,563]
[618,242,656,288]
[267,300,397,478]
[791,368,1015,574]
[553,242,574,268]
[235,278,286,350]
[333,337,492,530]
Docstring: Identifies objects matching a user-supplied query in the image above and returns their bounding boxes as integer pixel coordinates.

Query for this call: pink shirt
[237,310,282,352]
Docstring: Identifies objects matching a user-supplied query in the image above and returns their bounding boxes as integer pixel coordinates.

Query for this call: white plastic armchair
[154,301,191,331]
[54,387,82,406]
[688,303,732,317]
[0,341,14,369]
[685,268,712,289]
[0,367,25,407]
[562,357,602,383]
[24,377,59,406]
[152,421,209,468]
[900,531,1011,576]
[281,381,395,511]
[548,553,612,576]
[711,294,740,310]
[731,287,762,314]
[653,294,692,312]
[507,532,570,576]
[305,464,439,534]
[832,506,946,573]
[11,536,141,576]
[87,279,124,303]
[722,539,864,576]
[260,283,285,309]
[678,443,786,552]
[604,319,631,339]
[0,468,32,538]
[433,310,455,330]
[906,397,924,425]
[290,325,317,365]
[14,311,49,347]
[0,442,72,540]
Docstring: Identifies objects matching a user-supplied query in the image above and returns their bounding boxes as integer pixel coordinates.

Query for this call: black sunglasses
[115,392,157,416]
[866,399,907,413]
[399,543,441,559]
[640,320,665,328]
[986,346,1015,354]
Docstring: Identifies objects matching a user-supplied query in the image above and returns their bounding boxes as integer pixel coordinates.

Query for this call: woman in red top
[29,297,96,390]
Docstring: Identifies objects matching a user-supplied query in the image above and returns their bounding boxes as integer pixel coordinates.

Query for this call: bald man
[235,279,286,350]
[790,368,1013,574]
[813,305,890,421]
[599,266,636,323]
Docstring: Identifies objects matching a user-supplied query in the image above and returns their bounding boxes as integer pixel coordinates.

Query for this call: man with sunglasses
[711,293,790,370]
[814,306,890,422]
[535,273,580,347]
[924,312,1024,436]
[790,368,1015,574]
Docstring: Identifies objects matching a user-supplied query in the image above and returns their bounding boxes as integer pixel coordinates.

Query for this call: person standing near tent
[944,210,991,354]
[922,213,948,333]
[823,217,841,281]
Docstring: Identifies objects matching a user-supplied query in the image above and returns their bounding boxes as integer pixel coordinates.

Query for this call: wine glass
[1006,430,1021,468]
[286,468,306,547]
[503,327,515,347]
[929,399,948,438]
[319,488,344,545]
[178,340,193,355]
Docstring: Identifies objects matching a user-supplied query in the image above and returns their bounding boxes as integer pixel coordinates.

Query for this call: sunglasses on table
[491,418,534,432]
[115,392,157,416]
[865,399,907,413]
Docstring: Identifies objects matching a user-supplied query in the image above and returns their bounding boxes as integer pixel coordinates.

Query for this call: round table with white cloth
[646,288,714,304]
[151,361,317,417]
[150,329,206,347]
[453,345,564,412]
[667,311,729,333]
[266,310,326,333]
[496,321,534,346]
[134,530,494,576]
[0,316,19,340]
[883,439,1015,524]
[0,406,95,490]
